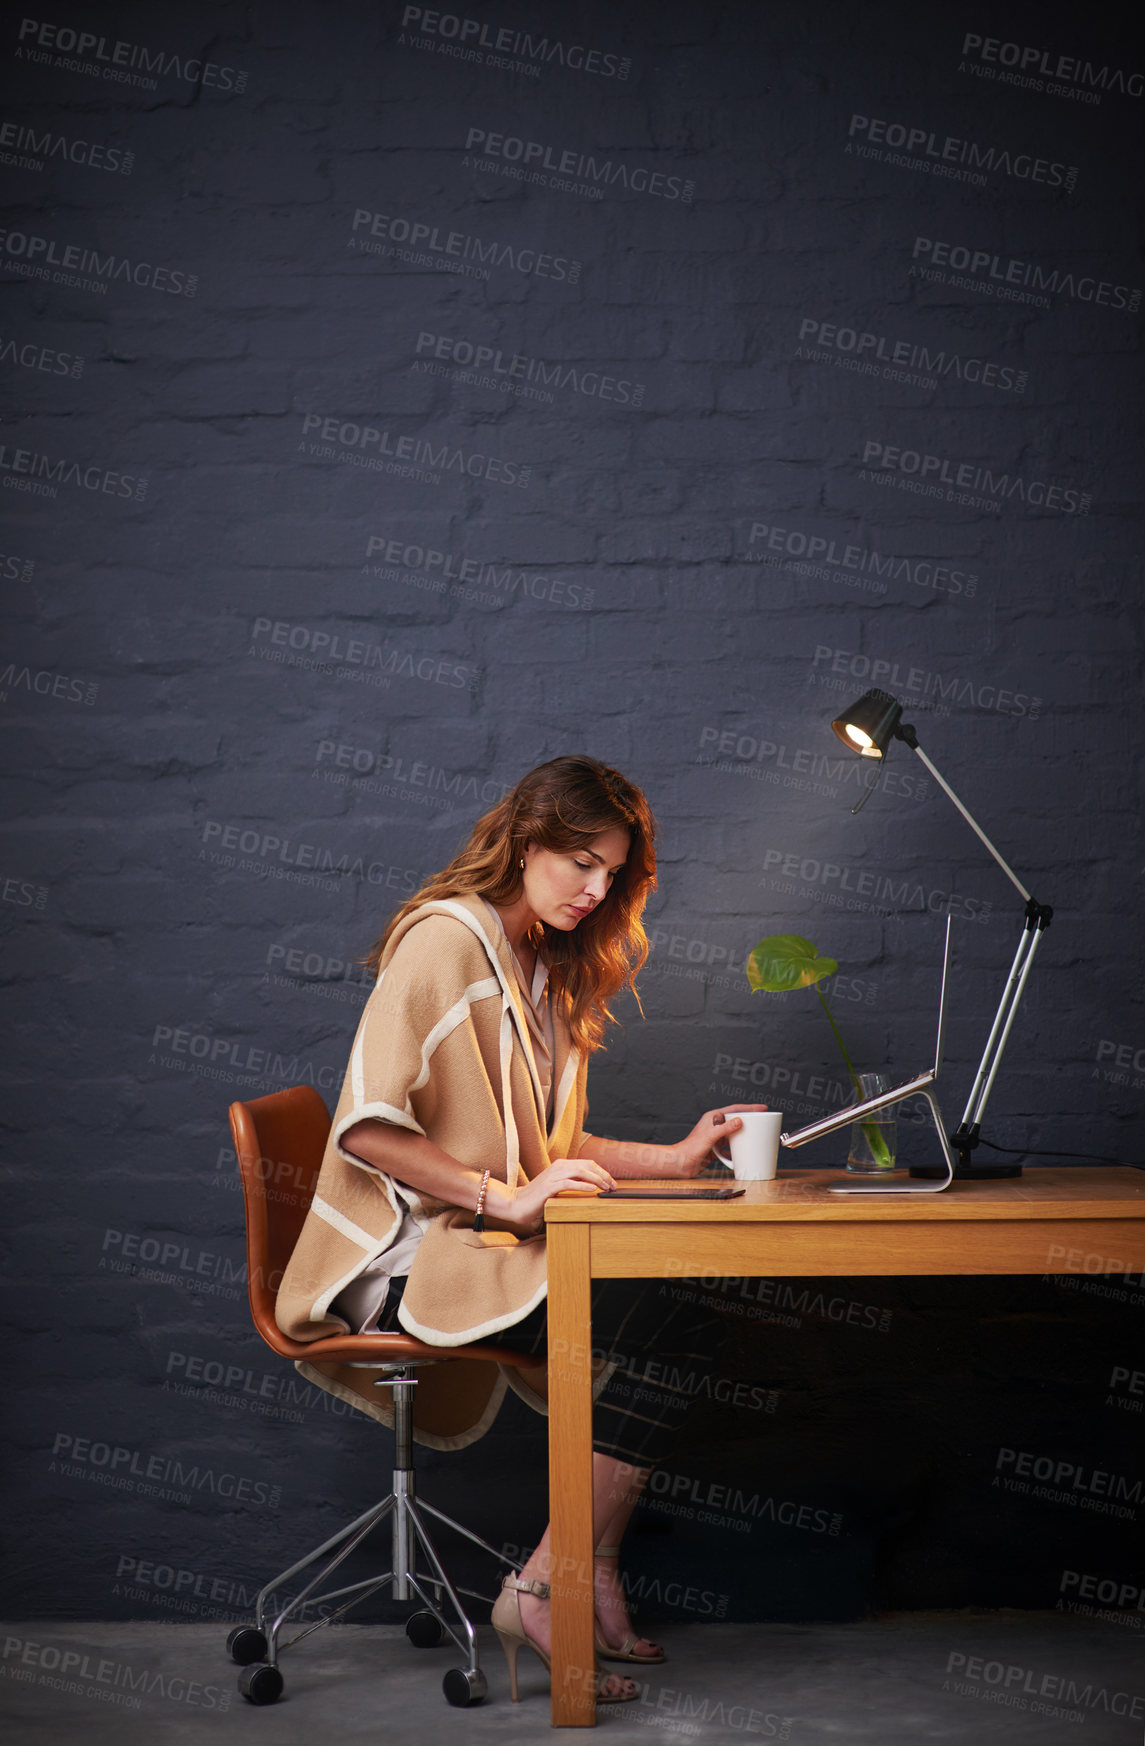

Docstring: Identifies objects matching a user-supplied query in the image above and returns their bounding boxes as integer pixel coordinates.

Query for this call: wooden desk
[543,1167,1145,1727]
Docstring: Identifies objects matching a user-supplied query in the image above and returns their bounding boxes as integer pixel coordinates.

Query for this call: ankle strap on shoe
[504,1573,551,1599]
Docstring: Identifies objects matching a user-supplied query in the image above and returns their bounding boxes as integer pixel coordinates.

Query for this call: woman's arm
[341,1119,617,1235]
[579,1103,773,1180]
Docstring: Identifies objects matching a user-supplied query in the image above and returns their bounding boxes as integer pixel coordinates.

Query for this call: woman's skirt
[370,1272,727,1468]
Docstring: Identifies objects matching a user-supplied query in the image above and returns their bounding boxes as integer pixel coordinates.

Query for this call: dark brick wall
[3,0,1143,1625]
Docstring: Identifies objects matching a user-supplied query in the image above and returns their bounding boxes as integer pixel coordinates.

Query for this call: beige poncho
[276,893,594,1448]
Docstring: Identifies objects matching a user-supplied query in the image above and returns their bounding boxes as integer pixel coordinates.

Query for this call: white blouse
[483,899,556,1129]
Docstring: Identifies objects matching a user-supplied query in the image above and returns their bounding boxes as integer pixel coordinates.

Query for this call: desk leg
[547,1222,597,1727]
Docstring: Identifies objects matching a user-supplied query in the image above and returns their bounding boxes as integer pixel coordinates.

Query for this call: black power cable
[976,1136,1134,1166]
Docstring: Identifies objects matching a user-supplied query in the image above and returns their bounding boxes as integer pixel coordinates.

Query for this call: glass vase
[845,1072,897,1173]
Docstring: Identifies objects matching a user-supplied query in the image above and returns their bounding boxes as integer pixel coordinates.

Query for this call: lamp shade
[831,689,903,759]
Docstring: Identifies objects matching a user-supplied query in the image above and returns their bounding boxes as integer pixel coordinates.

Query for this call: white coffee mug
[714,1111,784,1180]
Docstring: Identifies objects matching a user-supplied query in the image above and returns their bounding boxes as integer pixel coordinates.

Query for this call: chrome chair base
[224,1364,520,1707]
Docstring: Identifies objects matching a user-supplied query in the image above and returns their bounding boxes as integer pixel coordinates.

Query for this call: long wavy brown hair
[366,755,657,1052]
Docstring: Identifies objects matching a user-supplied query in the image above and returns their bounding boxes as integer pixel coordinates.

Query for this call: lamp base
[913,1123,1023,1180]
[909,1161,1022,1180]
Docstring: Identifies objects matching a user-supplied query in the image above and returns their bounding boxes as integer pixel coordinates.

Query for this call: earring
[519,857,526,869]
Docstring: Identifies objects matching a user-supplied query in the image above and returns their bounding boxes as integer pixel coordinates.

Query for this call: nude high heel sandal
[490,1572,639,1703]
[593,1544,666,1663]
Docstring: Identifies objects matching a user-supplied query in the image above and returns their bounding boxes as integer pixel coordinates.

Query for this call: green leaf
[746,934,838,993]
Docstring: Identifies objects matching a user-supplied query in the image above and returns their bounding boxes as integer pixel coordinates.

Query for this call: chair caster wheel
[226,1625,269,1666]
[406,1610,448,1648]
[239,1662,285,1705]
[443,1666,487,1707]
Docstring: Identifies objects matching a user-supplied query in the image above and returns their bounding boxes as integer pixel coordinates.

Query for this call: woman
[276,755,766,1704]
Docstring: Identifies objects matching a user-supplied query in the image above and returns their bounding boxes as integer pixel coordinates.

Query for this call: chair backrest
[228,1085,331,1347]
[227,1084,539,1372]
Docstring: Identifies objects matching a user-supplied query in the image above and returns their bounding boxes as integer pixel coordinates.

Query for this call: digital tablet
[597,1187,746,1199]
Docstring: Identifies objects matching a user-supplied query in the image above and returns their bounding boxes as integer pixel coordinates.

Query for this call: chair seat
[267,1326,538,1368]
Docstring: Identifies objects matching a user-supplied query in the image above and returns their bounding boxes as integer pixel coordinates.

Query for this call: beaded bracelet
[472,1168,491,1232]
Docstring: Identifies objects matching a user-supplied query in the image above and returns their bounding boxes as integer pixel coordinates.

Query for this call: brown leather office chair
[222,1086,533,1708]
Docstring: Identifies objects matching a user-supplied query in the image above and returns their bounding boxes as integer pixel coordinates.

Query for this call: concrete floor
[1,1613,1141,1743]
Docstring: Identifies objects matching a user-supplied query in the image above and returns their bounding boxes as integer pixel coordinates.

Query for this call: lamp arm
[971,922,1046,1117]
[957,906,1050,1135]
[895,723,1052,1173]
[901,736,1030,903]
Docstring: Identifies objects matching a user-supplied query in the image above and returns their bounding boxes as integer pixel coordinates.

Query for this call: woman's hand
[486,1157,618,1236]
[666,1103,774,1177]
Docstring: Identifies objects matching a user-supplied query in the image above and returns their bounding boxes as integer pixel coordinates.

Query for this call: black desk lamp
[829,688,1053,1181]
